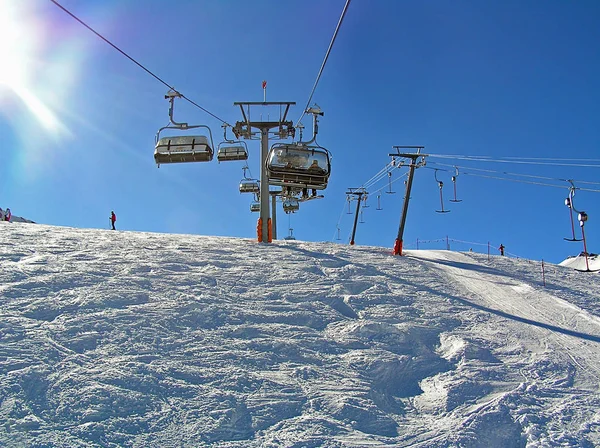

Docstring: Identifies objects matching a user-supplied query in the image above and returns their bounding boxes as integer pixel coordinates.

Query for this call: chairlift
[376,194,383,211]
[239,165,259,193]
[282,197,300,214]
[266,106,331,190]
[359,210,365,224]
[434,169,450,213]
[217,125,249,162]
[336,226,341,241]
[266,142,331,190]
[346,195,353,214]
[449,167,462,203]
[284,228,296,241]
[239,179,259,194]
[154,90,214,167]
[250,201,260,212]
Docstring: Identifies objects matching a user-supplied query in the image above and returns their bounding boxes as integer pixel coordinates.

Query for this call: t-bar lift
[391,146,427,256]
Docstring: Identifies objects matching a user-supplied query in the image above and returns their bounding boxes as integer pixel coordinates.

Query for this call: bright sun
[0,2,62,132]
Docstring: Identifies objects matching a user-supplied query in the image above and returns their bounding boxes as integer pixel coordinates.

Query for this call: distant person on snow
[4,208,11,222]
[110,211,117,230]
[499,244,505,256]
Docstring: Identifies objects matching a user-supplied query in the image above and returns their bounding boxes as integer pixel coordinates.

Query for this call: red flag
[262,80,267,89]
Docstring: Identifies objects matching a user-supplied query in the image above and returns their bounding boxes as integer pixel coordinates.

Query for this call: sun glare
[0,2,63,133]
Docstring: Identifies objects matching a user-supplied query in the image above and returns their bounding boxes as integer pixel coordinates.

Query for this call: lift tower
[233,102,295,242]
[391,146,427,256]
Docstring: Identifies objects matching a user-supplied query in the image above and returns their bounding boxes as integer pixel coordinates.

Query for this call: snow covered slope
[560,253,600,272]
[1,222,599,447]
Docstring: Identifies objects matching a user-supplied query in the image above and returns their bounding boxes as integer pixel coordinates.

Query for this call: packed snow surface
[1,222,600,447]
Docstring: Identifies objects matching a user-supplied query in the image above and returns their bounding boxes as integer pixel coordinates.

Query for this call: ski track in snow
[0,222,599,447]
[408,249,600,447]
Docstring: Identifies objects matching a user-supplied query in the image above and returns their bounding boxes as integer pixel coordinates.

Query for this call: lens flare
[0,2,66,134]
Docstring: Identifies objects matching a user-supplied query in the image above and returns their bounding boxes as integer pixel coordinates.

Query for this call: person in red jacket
[498,244,505,256]
[4,208,11,222]
[110,211,117,230]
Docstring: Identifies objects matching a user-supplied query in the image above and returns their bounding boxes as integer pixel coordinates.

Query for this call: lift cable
[49,0,230,126]
[428,161,600,188]
[428,154,600,169]
[367,170,409,196]
[331,201,350,242]
[460,171,600,193]
[431,154,600,163]
[361,161,397,189]
[295,0,351,126]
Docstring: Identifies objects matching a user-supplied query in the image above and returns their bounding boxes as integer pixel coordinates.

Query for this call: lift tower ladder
[233,102,296,243]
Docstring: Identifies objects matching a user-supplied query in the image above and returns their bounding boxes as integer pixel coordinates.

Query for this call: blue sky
[1,0,598,263]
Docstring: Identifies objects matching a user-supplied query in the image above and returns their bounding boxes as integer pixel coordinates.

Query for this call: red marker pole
[262,80,267,102]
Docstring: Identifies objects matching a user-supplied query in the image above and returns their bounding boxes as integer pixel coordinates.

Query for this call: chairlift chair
[239,179,260,194]
[216,138,249,163]
[250,201,260,212]
[154,90,214,167]
[282,197,300,214]
[284,228,296,241]
[266,142,331,190]
[155,135,214,166]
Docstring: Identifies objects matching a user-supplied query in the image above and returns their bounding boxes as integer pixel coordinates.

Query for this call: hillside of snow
[1,222,600,447]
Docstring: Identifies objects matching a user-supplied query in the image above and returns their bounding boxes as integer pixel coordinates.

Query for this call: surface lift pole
[392,146,427,256]
[346,188,365,245]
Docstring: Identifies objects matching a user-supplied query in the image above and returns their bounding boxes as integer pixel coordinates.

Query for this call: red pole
[581,226,591,272]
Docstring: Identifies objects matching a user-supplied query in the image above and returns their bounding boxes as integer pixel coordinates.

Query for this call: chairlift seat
[266,144,331,190]
[239,179,260,194]
[155,136,213,166]
[217,144,249,162]
[282,198,300,214]
[250,202,260,212]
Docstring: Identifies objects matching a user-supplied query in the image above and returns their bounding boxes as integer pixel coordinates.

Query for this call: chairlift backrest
[250,202,260,212]
[266,143,331,190]
[282,197,300,214]
[239,179,260,194]
[154,135,213,166]
[217,141,248,162]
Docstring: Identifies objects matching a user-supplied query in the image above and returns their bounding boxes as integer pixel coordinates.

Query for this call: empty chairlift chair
[239,179,260,194]
[217,140,248,163]
[154,89,215,167]
[282,197,300,214]
[154,134,214,167]
[266,143,331,190]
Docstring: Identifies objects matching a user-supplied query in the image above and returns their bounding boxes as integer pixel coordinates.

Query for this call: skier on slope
[110,211,117,230]
[498,244,505,256]
[4,208,11,222]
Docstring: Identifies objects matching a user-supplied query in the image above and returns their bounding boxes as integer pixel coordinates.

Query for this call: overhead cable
[296,0,351,126]
[428,161,600,187]
[49,0,229,125]
[459,171,600,193]
[428,154,600,168]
